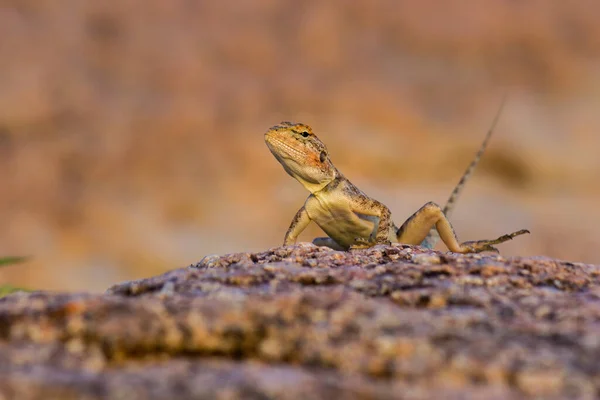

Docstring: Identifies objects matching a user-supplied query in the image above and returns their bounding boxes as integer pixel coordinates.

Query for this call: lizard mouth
[265,135,307,162]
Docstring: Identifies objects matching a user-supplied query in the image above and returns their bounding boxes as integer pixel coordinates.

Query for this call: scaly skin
[265,121,529,253]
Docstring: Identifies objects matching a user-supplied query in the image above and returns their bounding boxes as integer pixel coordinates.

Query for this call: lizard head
[265,121,336,193]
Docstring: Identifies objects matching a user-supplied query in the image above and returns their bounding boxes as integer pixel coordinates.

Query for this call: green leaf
[0,257,27,267]
[0,285,30,298]
[0,257,31,297]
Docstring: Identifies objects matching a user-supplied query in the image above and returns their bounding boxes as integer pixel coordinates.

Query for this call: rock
[0,244,599,399]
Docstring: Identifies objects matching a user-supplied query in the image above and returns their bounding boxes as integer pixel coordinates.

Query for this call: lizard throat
[266,137,335,192]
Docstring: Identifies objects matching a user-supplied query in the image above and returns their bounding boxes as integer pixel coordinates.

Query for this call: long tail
[420,97,507,249]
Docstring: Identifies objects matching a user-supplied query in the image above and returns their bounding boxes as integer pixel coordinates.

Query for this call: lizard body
[265,119,529,253]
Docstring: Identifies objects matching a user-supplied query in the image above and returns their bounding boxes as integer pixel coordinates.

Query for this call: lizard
[264,110,529,253]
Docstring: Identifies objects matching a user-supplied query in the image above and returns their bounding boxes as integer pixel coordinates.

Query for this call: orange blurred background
[1,0,599,292]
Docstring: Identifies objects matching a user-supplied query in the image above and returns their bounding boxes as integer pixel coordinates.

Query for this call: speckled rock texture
[1,243,599,399]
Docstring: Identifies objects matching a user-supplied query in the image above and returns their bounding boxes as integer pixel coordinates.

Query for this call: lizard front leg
[284,205,312,245]
[349,204,393,249]
[396,201,529,253]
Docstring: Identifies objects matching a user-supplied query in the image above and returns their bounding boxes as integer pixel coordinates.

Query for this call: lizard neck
[308,169,344,195]
[297,178,330,194]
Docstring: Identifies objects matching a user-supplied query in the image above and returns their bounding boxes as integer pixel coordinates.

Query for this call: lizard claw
[350,237,392,250]
[349,237,374,250]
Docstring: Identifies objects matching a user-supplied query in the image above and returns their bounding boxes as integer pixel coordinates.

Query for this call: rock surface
[1,243,599,399]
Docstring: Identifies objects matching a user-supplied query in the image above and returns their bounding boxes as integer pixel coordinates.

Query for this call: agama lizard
[265,107,529,253]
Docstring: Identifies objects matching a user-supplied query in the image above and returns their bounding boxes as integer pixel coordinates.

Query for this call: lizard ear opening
[319,151,327,163]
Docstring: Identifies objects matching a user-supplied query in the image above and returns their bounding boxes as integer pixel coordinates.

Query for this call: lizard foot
[349,237,391,250]
[349,237,374,250]
[459,229,530,254]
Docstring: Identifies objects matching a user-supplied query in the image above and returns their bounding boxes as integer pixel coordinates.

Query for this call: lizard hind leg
[421,97,507,249]
[396,201,529,254]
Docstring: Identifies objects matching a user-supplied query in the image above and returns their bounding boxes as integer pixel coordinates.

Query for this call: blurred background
[0,0,599,292]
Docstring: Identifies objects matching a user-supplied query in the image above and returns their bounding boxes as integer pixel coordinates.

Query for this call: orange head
[265,122,336,192]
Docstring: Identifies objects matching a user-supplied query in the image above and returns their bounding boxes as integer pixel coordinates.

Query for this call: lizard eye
[319,151,327,162]
[300,131,310,137]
